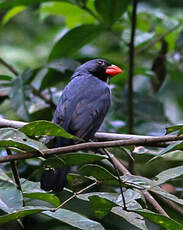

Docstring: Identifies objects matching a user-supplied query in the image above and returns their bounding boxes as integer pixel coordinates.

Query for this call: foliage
[0,0,183,229]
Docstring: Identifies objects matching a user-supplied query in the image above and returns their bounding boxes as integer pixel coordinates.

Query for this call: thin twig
[101,148,127,210]
[127,0,138,173]
[128,0,138,134]
[52,181,97,211]
[0,57,19,76]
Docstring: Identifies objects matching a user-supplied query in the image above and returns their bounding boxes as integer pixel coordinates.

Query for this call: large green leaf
[79,164,118,186]
[48,24,103,61]
[2,6,26,26]
[136,209,183,230]
[112,207,148,230]
[40,2,95,28]
[94,0,129,26]
[0,169,23,213]
[78,189,142,207]
[20,179,60,207]
[43,152,106,168]
[9,69,33,120]
[78,190,147,230]
[0,0,70,8]
[0,206,50,226]
[0,128,46,152]
[40,58,79,91]
[121,174,153,190]
[19,120,79,140]
[43,209,105,230]
[89,195,116,219]
[153,166,183,186]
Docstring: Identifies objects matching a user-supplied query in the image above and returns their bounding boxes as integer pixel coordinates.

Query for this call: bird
[40,59,122,192]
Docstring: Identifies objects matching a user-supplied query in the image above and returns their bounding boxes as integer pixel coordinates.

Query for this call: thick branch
[0,134,183,163]
[0,118,169,147]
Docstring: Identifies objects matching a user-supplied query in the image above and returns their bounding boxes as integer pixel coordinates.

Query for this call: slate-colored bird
[40,59,122,192]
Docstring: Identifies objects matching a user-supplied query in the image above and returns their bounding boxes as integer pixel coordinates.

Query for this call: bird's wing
[69,93,110,139]
[53,76,110,141]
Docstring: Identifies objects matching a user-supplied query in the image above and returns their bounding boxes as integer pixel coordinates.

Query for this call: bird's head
[74,59,122,82]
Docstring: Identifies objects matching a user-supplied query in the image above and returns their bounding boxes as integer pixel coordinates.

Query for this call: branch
[128,0,138,134]
[0,57,19,76]
[110,156,169,216]
[0,118,169,147]
[1,133,183,163]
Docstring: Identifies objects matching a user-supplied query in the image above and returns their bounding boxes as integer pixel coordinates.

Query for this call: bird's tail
[40,167,70,192]
[40,137,73,192]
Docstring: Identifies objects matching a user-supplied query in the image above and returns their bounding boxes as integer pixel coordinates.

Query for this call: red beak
[105,64,122,77]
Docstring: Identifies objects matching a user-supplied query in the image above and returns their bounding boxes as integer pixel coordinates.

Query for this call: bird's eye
[98,61,104,65]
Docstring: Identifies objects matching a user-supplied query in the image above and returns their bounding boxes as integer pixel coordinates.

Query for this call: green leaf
[20,179,60,207]
[0,169,23,213]
[39,59,79,90]
[78,189,142,207]
[2,6,26,26]
[166,125,183,135]
[0,206,50,226]
[9,69,33,120]
[0,0,70,8]
[48,24,103,61]
[135,209,183,230]
[19,120,80,140]
[78,190,146,229]
[43,209,105,230]
[78,192,119,204]
[159,141,183,156]
[40,2,95,28]
[79,164,118,185]
[153,166,183,186]
[89,195,116,219]
[121,174,153,190]
[94,0,129,26]
[0,128,47,152]
[149,141,183,163]
[43,153,106,168]
[0,75,13,81]
[24,193,60,207]
[112,207,148,230]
